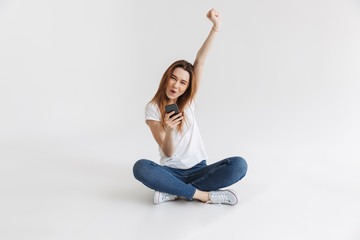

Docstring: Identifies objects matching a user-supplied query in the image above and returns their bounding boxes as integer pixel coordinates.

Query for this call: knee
[228,156,248,180]
[133,159,152,181]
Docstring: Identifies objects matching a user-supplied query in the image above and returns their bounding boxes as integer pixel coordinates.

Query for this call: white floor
[1,135,359,240]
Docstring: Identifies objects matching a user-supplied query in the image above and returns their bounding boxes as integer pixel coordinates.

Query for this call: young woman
[133,8,248,205]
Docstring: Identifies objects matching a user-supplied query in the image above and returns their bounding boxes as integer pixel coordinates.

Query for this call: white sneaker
[154,191,177,205]
[206,189,238,205]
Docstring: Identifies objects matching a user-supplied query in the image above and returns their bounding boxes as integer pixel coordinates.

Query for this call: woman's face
[166,67,190,103]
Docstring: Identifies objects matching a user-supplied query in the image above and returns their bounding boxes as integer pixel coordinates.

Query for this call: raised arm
[194,8,222,87]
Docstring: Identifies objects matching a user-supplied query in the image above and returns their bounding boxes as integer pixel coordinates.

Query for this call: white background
[0,0,359,239]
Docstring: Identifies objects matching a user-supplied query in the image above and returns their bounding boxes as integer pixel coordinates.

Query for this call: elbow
[161,146,174,158]
[160,140,175,158]
[163,151,174,158]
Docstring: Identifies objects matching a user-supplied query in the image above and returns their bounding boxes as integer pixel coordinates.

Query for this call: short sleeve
[145,102,161,124]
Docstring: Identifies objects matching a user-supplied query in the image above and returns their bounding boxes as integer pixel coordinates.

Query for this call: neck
[168,99,177,105]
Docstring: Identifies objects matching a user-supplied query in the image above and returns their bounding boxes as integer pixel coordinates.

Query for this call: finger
[176,116,184,122]
[177,117,184,124]
[170,112,182,119]
[171,117,182,124]
[166,111,175,117]
[171,116,183,123]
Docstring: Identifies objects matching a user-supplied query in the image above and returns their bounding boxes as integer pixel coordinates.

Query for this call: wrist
[165,127,174,133]
[212,25,220,32]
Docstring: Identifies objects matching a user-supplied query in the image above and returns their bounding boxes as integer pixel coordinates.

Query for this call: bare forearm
[161,130,175,157]
[195,8,222,64]
[195,26,219,64]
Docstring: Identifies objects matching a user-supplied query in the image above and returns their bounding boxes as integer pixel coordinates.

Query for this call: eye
[181,82,186,85]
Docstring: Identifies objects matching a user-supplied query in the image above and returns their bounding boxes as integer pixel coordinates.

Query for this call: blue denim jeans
[133,156,248,200]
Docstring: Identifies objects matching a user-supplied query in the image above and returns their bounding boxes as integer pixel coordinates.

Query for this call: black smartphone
[165,104,181,121]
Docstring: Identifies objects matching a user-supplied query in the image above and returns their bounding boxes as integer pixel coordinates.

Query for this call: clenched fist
[206,8,222,30]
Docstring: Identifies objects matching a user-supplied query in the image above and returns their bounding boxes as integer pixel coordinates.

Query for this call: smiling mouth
[170,90,176,94]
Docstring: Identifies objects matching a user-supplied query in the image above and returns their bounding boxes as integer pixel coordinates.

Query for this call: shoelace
[205,192,229,205]
[162,193,176,201]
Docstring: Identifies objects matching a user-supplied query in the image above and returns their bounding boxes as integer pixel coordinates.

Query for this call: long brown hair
[148,60,198,135]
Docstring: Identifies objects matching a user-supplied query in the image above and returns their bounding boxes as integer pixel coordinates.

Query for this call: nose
[173,81,180,89]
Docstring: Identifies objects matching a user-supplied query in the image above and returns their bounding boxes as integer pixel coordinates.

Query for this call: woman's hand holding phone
[164,111,183,132]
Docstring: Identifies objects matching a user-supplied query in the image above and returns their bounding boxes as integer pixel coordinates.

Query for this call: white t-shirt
[145,100,208,169]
